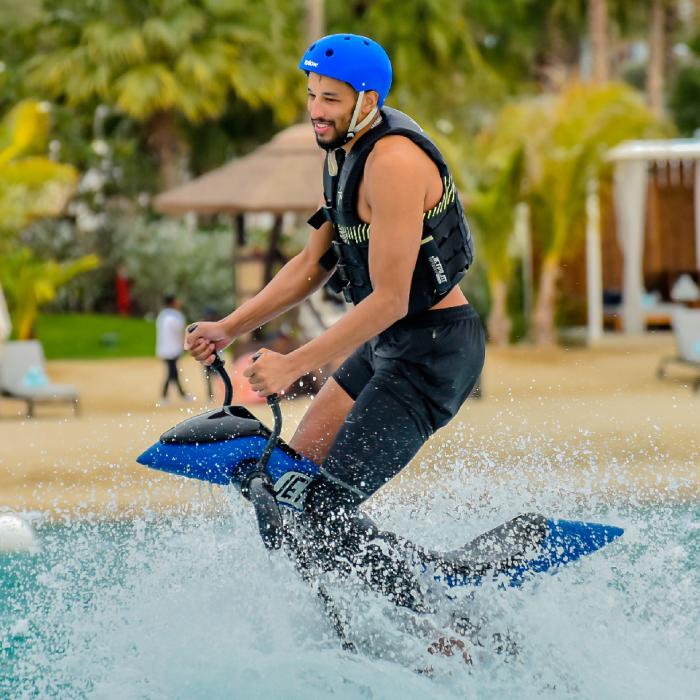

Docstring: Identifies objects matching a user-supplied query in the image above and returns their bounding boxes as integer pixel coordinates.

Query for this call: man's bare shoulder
[367,134,428,167]
[364,135,432,186]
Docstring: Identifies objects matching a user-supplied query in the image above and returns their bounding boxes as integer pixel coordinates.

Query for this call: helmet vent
[309,44,316,51]
[363,40,369,45]
[326,49,334,57]
[344,36,350,40]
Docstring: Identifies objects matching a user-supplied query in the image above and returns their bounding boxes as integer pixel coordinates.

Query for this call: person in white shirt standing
[156,295,188,404]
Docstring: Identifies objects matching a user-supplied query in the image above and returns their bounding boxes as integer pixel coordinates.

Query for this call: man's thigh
[289,377,354,465]
[305,371,430,513]
[290,341,375,465]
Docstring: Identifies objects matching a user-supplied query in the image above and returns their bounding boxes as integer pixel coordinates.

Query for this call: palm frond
[175,44,230,89]
[0,101,51,167]
[114,63,180,119]
[143,8,207,55]
[25,47,92,100]
[83,23,148,67]
[1,248,99,339]
[1,157,77,187]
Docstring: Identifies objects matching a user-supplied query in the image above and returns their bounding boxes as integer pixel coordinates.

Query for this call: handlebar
[208,353,233,406]
[185,325,285,549]
[209,348,284,550]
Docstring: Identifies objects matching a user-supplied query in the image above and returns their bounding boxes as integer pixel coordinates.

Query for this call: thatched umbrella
[154,123,323,216]
[154,122,324,311]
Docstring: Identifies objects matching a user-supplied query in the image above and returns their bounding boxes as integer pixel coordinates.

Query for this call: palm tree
[647,0,668,117]
[0,98,98,338]
[0,247,99,340]
[329,0,507,127]
[589,0,610,82]
[484,83,662,344]
[24,0,302,191]
[467,148,525,345]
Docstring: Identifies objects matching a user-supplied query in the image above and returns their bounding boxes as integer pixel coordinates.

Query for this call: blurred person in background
[156,295,188,405]
[115,266,132,317]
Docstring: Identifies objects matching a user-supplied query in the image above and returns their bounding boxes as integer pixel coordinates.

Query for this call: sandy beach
[1,332,698,519]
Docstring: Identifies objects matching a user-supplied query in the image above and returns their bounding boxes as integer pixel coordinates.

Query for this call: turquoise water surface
[2,482,699,700]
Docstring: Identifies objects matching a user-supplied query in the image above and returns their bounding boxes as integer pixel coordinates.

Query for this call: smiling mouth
[313,121,333,134]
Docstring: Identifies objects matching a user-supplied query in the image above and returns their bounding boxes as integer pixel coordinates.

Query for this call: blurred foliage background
[1,0,699,349]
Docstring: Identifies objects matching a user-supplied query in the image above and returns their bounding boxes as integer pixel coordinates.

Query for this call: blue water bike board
[137,405,623,588]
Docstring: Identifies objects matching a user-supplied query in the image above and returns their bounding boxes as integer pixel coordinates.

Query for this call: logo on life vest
[274,471,313,508]
[428,255,448,284]
[304,60,319,67]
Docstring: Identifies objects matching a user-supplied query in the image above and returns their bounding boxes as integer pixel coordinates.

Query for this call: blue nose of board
[505,518,624,585]
[546,518,624,560]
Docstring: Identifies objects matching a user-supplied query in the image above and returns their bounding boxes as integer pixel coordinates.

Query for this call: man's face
[306,73,358,151]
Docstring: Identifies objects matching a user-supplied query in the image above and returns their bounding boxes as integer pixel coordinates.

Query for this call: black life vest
[308,107,474,316]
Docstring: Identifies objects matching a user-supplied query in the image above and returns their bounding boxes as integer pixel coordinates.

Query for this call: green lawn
[36,314,156,360]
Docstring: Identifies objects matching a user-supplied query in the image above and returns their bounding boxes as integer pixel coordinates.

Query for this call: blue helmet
[299,34,392,107]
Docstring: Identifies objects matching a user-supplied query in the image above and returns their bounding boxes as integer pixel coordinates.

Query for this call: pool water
[2,483,700,699]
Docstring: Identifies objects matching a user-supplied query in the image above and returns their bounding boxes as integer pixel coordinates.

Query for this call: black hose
[251,352,282,472]
[257,394,281,471]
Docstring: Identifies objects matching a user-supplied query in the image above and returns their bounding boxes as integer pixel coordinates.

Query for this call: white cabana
[593,140,700,335]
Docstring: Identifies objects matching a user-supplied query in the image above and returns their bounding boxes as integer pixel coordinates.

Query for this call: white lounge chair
[0,340,80,417]
[657,308,700,392]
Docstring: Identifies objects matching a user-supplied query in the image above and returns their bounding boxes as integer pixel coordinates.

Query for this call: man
[185,35,484,608]
[156,295,188,404]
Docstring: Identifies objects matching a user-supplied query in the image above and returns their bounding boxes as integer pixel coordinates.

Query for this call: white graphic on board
[274,471,313,508]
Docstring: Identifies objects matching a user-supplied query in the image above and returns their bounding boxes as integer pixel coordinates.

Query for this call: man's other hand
[184,321,232,365]
[243,349,299,397]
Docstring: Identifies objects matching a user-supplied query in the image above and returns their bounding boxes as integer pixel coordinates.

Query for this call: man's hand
[242,349,300,397]
[184,322,233,365]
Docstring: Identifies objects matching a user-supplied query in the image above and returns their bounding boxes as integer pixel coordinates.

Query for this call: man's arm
[221,220,335,337]
[185,209,335,362]
[247,138,429,395]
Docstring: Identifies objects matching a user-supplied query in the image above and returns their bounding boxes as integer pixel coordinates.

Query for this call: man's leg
[291,341,375,464]
[307,374,430,514]
[289,377,355,465]
[297,375,433,612]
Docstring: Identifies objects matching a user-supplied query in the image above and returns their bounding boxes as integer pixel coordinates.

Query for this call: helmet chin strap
[328,91,379,176]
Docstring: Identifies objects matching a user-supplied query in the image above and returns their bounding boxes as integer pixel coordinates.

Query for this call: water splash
[2,441,700,699]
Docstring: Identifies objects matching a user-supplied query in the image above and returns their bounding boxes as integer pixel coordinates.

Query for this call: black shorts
[305,304,485,515]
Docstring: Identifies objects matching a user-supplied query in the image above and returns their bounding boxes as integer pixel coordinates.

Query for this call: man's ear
[362,90,379,115]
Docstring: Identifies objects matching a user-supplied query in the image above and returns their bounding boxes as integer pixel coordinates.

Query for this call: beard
[312,115,351,151]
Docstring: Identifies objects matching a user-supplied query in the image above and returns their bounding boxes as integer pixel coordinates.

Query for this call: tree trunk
[538,12,576,91]
[532,255,560,346]
[305,0,325,45]
[487,276,511,346]
[647,0,666,118]
[589,0,610,83]
[146,110,188,192]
